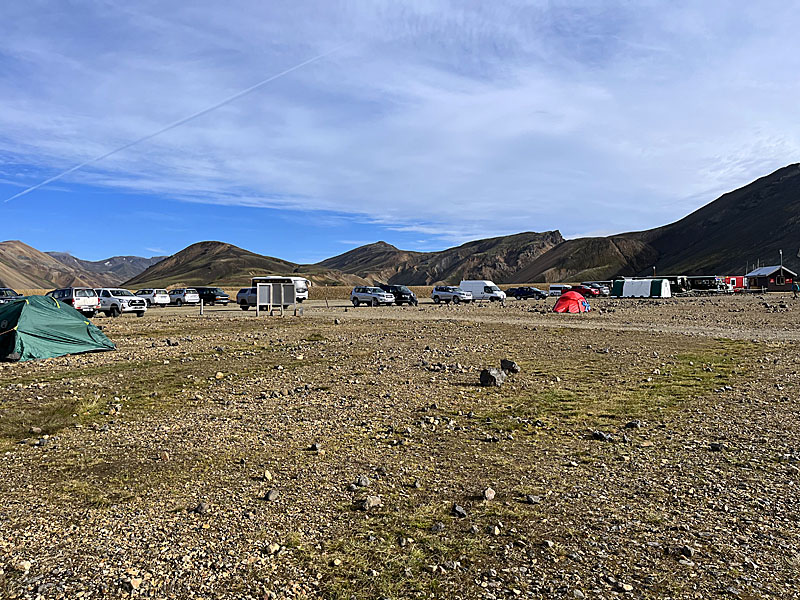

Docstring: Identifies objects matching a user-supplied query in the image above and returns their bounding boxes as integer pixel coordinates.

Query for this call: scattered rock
[354,475,370,487]
[710,442,725,451]
[592,430,614,442]
[500,359,521,374]
[191,501,209,515]
[483,486,496,501]
[625,419,642,429]
[265,488,280,502]
[480,368,506,387]
[452,503,468,518]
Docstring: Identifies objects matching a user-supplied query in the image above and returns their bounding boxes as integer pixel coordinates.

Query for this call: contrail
[4,44,347,203]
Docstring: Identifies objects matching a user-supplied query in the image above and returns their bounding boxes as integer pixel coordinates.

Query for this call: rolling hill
[124,241,365,288]
[0,241,97,289]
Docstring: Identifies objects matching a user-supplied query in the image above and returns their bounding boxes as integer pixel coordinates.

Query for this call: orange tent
[553,291,590,313]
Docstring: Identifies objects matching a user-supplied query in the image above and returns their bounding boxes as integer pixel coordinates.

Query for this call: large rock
[480,368,506,387]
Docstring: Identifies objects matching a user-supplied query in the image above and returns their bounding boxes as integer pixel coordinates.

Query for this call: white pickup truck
[97,288,147,317]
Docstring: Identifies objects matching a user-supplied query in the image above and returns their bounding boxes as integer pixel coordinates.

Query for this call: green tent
[0,296,115,362]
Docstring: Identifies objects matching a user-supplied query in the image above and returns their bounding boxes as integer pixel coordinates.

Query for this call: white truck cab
[459,280,506,302]
[251,276,310,303]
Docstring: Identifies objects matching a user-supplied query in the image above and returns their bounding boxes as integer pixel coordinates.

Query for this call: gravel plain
[1,294,799,599]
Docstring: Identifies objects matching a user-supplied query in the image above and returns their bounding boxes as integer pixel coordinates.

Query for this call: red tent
[553,291,590,313]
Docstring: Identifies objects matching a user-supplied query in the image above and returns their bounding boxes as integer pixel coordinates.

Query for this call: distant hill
[320,232,565,285]
[0,241,96,289]
[124,241,364,288]
[47,252,165,287]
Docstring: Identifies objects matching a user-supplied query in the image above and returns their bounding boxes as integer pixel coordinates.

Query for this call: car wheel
[433,296,441,304]
[136,311,145,318]
[176,299,183,307]
[110,305,120,317]
[353,298,360,307]
[396,301,403,306]
[453,296,460,304]
[371,298,378,307]
[490,297,498,302]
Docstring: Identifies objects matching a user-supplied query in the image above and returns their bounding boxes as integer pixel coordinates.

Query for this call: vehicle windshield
[186,289,198,294]
[112,289,135,297]
[156,290,167,294]
[398,286,412,293]
[489,286,501,292]
[212,288,226,294]
[368,287,384,293]
[75,289,97,297]
[0,289,18,297]
[137,290,151,294]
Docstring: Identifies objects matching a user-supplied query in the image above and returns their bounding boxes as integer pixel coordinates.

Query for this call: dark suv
[0,288,23,305]
[506,286,547,300]
[378,284,418,306]
[194,286,230,305]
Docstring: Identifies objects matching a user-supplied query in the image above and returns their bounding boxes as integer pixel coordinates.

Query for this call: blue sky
[1,1,799,262]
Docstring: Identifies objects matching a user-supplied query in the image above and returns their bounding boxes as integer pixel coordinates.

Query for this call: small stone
[192,502,209,515]
[525,494,542,504]
[215,371,224,379]
[573,590,585,599]
[500,359,520,374]
[263,470,273,481]
[625,419,642,429]
[681,545,695,558]
[411,478,421,489]
[452,503,468,518]
[483,487,496,501]
[430,521,445,532]
[592,430,613,442]
[267,543,281,555]
[14,560,32,572]
[265,488,280,502]
[129,578,142,590]
[29,427,42,435]
[489,525,501,536]
[355,475,370,487]
[159,450,170,462]
[480,368,506,387]
[541,539,554,549]
[331,558,342,567]
[334,319,341,325]
[359,496,382,511]
[310,442,321,451]
[710,442,724,451]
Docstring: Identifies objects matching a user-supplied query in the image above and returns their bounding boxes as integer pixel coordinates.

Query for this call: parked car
[506,286,547,300]
[97,288,147,317]
[134,288,170,307]
[0,288,23,305]
[194,286,230,305]
[582,282,610,296]
[378,284,418,306]
[569,285,601,297]
[169,288,200,306]
[45,287,100,317]
[459,280,506,302]
[350,286,395,307]
[431,286,473,304]
[548,284,572,296]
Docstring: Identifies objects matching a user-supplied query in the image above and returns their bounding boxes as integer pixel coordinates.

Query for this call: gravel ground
[1,294,799,599]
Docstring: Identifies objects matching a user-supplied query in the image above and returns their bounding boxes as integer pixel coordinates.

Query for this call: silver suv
[169,288,200,306]
[350,286,394,307]
[431,286,473,304]
[135,288,170,307]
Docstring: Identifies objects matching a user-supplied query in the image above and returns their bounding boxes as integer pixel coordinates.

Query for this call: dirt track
[1,294,799,599]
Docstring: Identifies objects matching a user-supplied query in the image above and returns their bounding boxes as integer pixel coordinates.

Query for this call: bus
[250,276,310,303]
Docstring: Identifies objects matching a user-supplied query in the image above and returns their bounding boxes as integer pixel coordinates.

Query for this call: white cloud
[1,1,799,244]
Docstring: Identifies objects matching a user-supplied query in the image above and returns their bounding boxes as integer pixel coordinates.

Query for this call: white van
[251,276,310,303]
[459,280,506,302]
[548,284,571,296]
